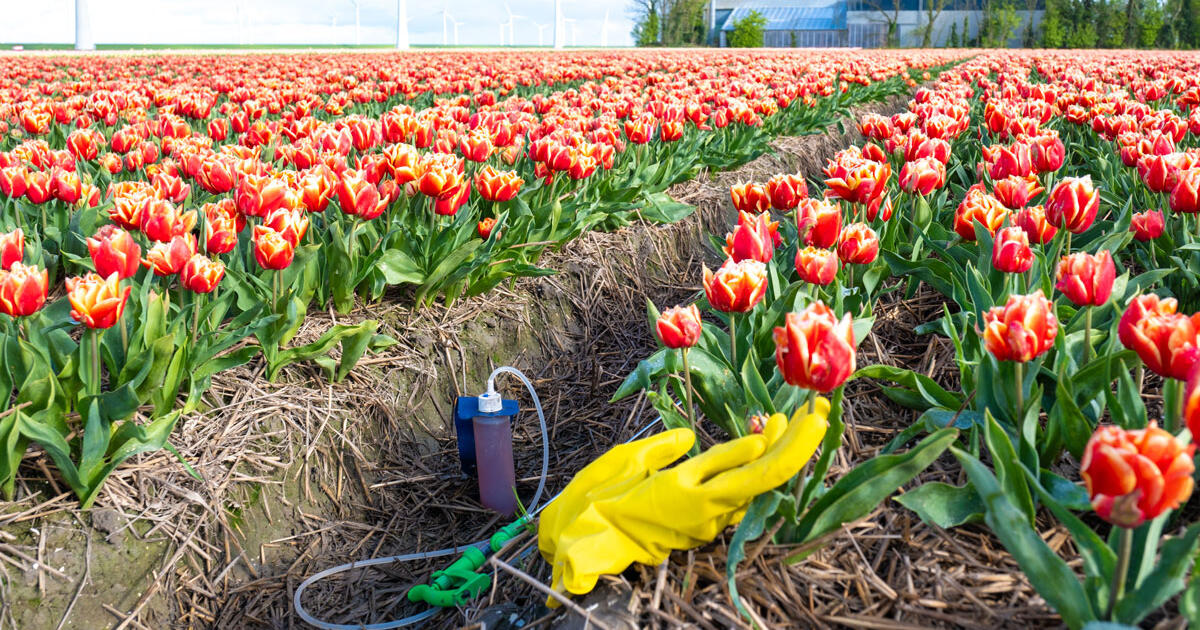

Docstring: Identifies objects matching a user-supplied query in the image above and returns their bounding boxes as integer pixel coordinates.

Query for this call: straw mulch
[0,93,1073,630]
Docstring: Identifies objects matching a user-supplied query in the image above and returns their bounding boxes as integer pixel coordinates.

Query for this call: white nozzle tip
[478,390,502,414]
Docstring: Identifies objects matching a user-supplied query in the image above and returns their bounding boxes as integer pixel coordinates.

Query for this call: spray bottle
[454,385,519,516]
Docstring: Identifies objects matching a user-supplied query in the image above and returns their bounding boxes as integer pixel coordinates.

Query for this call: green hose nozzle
[406,517,531,608]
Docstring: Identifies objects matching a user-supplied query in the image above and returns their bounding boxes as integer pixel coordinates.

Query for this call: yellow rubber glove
[542,398,830,604]
[538,428,695,571]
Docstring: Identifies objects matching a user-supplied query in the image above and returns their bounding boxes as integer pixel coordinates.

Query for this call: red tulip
[724,211,777,264]
[0,229,23,271]
[730,182,771,213]
[837,222,879,265]
[982,290,1058,362]
[1130,209,1165,241]
[1119,294,1179,353]
[0,166,27,198]
[235,174,288,218]
[1030,132,1065,173]
[1186,362,1200,442]
[24,170,53,204]
[253,226,295,270]
[180,254,225,293]
[795,247,839,285]
[143,234,197,276]
[1170,168,1200,214]
[992,226,1033,274]
[703,259,767,313]
[992,175,1044,210]
[139,198,197,243]
[263,208,310,247]
[766,174,808,211]
[1014,205,1058,245]
[86,225,141,280]
[1122,308,1200,381]
[656,304,702,349]
[797,198,842,249]
[954,185,1009,240]
[824,157,889,205]
[337,170,388,219]
[475,165,524,202]
[1046,176,1100,234]
[0,263,48,318]
[477,217,498,240]
[65,272,130,329]
[1055,250,1115,307]
[773,301,855,392]
[898,157,946,196]
[1081,424,1194,528]
[435,182,471,217]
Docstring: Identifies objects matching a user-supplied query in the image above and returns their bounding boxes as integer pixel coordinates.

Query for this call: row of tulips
[0,50,964,507]
[618,50,1200,627]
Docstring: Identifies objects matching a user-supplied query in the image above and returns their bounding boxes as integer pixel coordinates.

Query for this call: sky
[0,0,635,47]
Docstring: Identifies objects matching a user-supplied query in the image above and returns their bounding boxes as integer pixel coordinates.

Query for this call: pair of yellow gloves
[537,398,830,606]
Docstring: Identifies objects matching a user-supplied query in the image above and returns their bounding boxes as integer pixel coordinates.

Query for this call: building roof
[719,3,848,31]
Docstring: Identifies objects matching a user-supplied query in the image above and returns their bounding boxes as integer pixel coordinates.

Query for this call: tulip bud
[724,211,778,264]
[253,225,296,270]
[1055,250,1115,307]
[981,290,1058,362]
[954,185,1010,240]
[143,234,197,276]
[795,247,839,286]
[773,301,855,392]
[656,304,702,349]
[992,175,1044,210]
[898,157,946,196]
[180,254,225,293]
[797,198,842,248]
[766,174,808,211]
[730,182,771,213]
[992,226,1033,274]
[477,217,499,240]
[65,272,131,329]
[703,259,767,313]
[86,225,141,280]
[1045,176,1100,234]
[1014,204,1058,245]
[0,229,23,271]
[837,223,879,265]
[1081,424,1194,529]
[0,262,48,318]
[1130,209,1165,242]
[1170,168,1200,214]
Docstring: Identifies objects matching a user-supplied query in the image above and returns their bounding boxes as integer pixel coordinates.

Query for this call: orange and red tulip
[837,222,879,265]
[1170,169,1200,214]
[139,198,197,243]
[703,259,767,313]
[992,226,1033,274]
[1014,204,1058,245]
[1055,250,1116,307]
[773,301,855,392]
[1081,423,1194,529]
[475,165,524,202]
[180,254,225,294]
[1130,209,1165,241]
[766,174,808,211]
[86,225,141,280]
[981,290,1058,362]
[0,229,23,271]
[723,210,777,264]
[65,272,130,329]
[1046,176,1100,234]
[797,198,842,249]
[730,182,771,213]
[898,157,946,196]
[794,247,839,286]
[143,233,197,277]
[253,225,296,270]
[954,185,1009,240]
[656,304,702,349]
[0,262,48,318]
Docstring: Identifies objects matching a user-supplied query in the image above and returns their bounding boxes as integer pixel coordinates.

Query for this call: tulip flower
[898,157,946,196]
[205,215,239,255]
[1119,294,1178,351]
[66,272,131,329]
[477,217,498,240]
[51,169,82,204]
[703,259,767,314]
[823,157,890,206]
[253,225,296,271]
[1045,176,1099,237]
[724,211,777,264]
[1121,309,1200,382]
[657,304,702,431]
[837,223,879,266]
[992,175,1043,210]
[180,254,225,294]
[1055,250,1115,308]
[0,262,48,318]
[795,247,839,286]
[1081,424,1194,529]
[435,182,471,217]
[866,195,893,222]
[143,234,197,277]
[86,225,141,280]
[1029,132,1065,173]
[1186,363,1200,442]
[0,166,28,199]
[24,170,53,204]
[475,165,524,203]
[992,226,1034,274]
[982,290,1058,416]
[797,198,842,249]
[984,142,1034,180]
[1130,209,1164,242]
[954,186,1009,240]
[730,182,771,213]
[1014,205,1057,245]
[1170,168,1200,215]
[766,174,808,211]
[139,198,197,243]
[773,301,855,393]
[0,229,23,271]
[417,159,464,199]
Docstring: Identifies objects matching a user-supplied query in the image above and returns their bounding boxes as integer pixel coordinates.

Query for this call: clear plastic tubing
[473,413,517,516]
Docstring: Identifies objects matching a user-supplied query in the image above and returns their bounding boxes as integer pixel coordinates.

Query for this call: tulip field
[4,45,1200,628]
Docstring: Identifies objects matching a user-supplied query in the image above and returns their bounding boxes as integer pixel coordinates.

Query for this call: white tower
[75,0,95,50]
[553,0,564,49]
[396,0,409,48]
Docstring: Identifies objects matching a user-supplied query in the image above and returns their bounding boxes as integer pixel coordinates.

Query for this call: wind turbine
[535,22,549,46]
[75,0,95,50]
[448,14,462,45]
[396,0,409,49]
[503,3,526,47]
[563,17,578,47]
[441,1,448,45]
[600,8,610,47]
[553,0,564,49]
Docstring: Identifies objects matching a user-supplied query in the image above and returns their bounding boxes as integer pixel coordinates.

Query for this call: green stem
[272,270,280,311]
[1014,360,1025,421]
[1064,230,1072,258]
[89,329,101,396]
[729,314,737,370]
[190,293,202,347]
[681,348,698,435]
[1107,527,1133,621]
[119,315,128,356]
[1084,307,1093,364]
